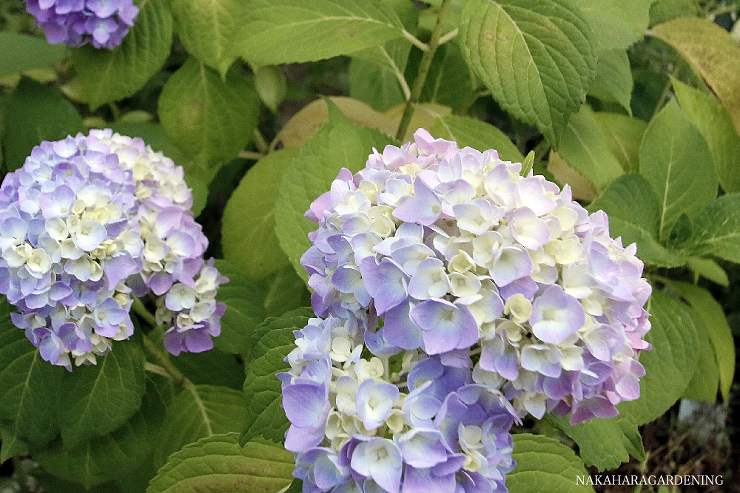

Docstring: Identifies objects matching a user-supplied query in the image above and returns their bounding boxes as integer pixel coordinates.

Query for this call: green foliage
[147,433,294,493]
[0,32,66,77]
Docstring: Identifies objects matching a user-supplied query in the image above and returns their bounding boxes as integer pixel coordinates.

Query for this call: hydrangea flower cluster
[280,315,518,493]
[285,128,652,492]
[25,0,139,50]
[0,129,226,370]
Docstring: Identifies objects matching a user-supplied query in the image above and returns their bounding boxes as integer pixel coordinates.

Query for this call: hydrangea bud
[25,0,139,49]
[300,129,651,426]
[0,129,227,370]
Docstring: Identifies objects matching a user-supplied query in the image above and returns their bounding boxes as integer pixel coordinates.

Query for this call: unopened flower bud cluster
[25,0,139,50]
[0,129,226,370]
[287,129,652,492]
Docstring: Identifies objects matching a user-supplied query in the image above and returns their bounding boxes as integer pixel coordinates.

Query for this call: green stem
[395,0,455,141]
[142,332,187,388]
[132,296,158,327]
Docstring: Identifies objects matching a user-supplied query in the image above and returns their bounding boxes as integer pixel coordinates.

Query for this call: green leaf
[34,375,170,489]
[685,256,729,287]
[71,0,173,109]
[158,57,261,177]
[664,280,735,401]
[0,302,64,456]
[555,105,625,190]
[237,0,405,65]
[171,0,248,76]
[152,385,247,471]
[673,78,740,194]
[459,0,597,145]
[349,40,410,112]
[587,174,685,268]
[507,433,595,493]
[222,148,298,280]
[213,260,268,355]
[572,0,652,51]
[430,113,525,163]
[419,43,475,112]
[2,77,84,171]
[59,339,146,447]
[547,413,644,471]
[588,49,633,114]
[147,433,294,493]
[592,112,646,174]
[682,193,740,263]
[0,32,67,77]
[639,99,717,242]
[650,17,740,136]
[275,100,395,282]
[262,265,312,318]
[241,308,313,445]
[617,290,699,425]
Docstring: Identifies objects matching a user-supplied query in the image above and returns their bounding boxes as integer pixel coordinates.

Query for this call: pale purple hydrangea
[0,129,226,370]
[300,129,651,426]
[280,315,518,493]
[25,0,139,49]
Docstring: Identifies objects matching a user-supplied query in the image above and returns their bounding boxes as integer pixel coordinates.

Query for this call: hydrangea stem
[395,0,455,141]
[142,333,187,387]
[132,296,158,328]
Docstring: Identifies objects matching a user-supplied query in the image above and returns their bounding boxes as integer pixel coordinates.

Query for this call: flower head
[25,0,139,49]
[0,129,226,370]
[301,129,651,425]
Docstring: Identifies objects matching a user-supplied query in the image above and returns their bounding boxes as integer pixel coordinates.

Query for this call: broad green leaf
[555,105,625,190]
[507,433,595,493]
[171,0,249,76]
[680,315,719,402]
[0,303,64,456]
[682,193,740,263]
[685,256,729,287]
[2,77,84,171]
[673,78,740,193]
[350,41,409,112]
[241,308,313,444]
[222,148,298,280]
[152,385,247,471]
[237,0,405,65]
[172,350,245,391]
[430,113,525,163]
[35,375,170,489]
[459,0,597,145]
[59,339,146,447]
[649,0,698,26]
[0,32,67,77]
[262,265,312,318]
[213,260,268,355]
[639,99,717,242]
[592,112,646,174]
[107,121,208,216]
[158,57,261,177]
[275,100,395,282]
[650,17,740,135]
[71,0,173,109]
[664,280,735,401]
[547,413,644,471]
[588,49,633,114]
[147,433,294,493]
[617,290,699,425]
[572,0,652,51]
[419,43,475,112]
[587,174,684,267]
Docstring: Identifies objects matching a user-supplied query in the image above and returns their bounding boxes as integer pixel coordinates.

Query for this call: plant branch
[132,296,158,327]
[395,0,455,141]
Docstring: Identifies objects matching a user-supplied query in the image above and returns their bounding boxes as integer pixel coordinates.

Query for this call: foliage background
[1,0,740,491]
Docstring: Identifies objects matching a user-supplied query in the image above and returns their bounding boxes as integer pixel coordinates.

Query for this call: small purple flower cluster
[0,129,226,370]
[25,0,139,50]
[284,129,652,492]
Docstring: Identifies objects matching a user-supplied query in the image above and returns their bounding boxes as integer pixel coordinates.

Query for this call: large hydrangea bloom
[0,129,226,370]
[280,315,518,493]
[25,0,139,49]
[300,129,651,427]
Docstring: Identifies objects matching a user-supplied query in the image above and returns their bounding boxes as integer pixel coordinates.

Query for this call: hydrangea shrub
[0,129,226,370]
